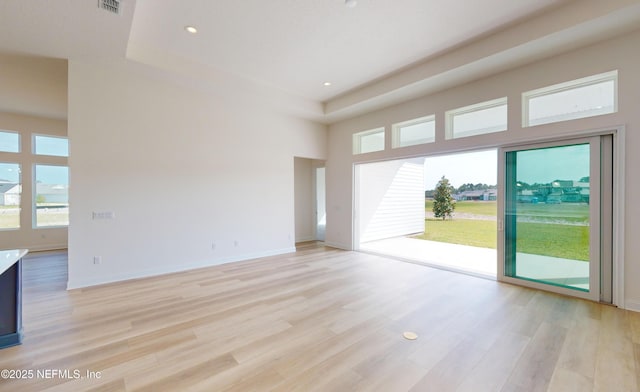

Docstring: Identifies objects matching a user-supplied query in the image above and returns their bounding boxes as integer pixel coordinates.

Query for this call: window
[34,164,69,227]
[0,131,20,153]
[392,115,435,148]
[34,135,69,157]
[0,163,21,230]
[523,71,617,127]
[353,128,385,154]
[446,97,508,139]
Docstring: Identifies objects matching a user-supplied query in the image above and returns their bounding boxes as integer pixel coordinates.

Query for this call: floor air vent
[98,0,120,14]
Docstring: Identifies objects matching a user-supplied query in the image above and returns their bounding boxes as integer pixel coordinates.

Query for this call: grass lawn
[0,213,19,229]
[413,217,589,261]
[425,200,589,222]
[0,206,20,229]
[414,219,497,248]
[425,200,497,216]
[0,208,68,229]
[516,222,589,261]
[36,211,69,227]
[36,206,69,227]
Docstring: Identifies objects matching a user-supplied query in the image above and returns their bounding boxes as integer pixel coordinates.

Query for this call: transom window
[446,97,508,139]
[34,134,69,157]
[523,71,617,127]
[392,115,435,148]
[0,131,20,153]
[353,128,385,155]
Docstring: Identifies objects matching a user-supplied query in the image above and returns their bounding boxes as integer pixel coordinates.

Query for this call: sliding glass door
[500,136,611,302]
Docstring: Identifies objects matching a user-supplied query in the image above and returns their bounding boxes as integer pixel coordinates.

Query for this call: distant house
[0,183,20,206]
[575,181,590,203]
[36,183,69,204]
[547,192,563,203]
[517,189,537,203]
[516,179,590,204]
[0,183,69,206]
[454,188,497,201]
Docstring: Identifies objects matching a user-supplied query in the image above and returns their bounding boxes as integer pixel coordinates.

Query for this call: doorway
[356,152,498,278]
[315,167,326,241]
[499,135,613,302]
[293,157,325,243]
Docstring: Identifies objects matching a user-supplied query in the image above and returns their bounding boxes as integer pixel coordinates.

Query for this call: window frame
[392,115,436,148]
[445,97,508,140]
[522,70,618,127]
[32,134,69,157]
[353,127,385,155]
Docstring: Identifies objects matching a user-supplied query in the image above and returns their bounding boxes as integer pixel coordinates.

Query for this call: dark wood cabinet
[0,250,27,349]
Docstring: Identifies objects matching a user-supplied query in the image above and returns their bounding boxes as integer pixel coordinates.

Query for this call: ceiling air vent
[98,0,120,15]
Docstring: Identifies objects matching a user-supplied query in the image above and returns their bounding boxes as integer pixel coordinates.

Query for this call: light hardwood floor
[1,243,639,391]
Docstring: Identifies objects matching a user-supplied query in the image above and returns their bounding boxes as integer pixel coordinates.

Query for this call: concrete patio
[359,237,590,290]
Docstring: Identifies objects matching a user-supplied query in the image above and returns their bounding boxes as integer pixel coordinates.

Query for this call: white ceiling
[0,0,135,60]
[0,0,639,122]
[127,0,572,102]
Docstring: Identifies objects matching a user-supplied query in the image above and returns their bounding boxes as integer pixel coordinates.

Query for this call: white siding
[357,157,425,243]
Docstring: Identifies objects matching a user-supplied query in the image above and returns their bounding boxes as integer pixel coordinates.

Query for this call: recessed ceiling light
[323,82,332,86]
[345,0,357,8]
[185,26,198,34]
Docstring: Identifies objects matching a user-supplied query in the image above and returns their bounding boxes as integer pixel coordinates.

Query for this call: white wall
[294,157,314,242]
[67,59,327,289]
[0,54,67,120]
[326,30,640,309]
[356,158,425,243]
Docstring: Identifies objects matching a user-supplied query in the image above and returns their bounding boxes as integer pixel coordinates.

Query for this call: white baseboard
[67,246,296,290]
[323,241,351,251]
[295,236,315,243]
[624,299,640,313]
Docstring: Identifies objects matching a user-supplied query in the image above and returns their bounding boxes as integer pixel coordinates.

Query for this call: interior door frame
[314,165,326,242]
[497,127,624,306]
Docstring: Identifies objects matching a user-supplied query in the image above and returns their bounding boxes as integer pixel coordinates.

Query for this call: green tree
[433,176,455,220]
[36,194,46,204]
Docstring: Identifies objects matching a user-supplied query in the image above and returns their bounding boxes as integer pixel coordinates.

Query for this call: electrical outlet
[93,256,102,265]
[234,240,239,247]
[211,242,216,250]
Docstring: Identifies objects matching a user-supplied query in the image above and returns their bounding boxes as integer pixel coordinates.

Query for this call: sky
[516,143,589,184]
[424,149,497,190]
[423,144,590,190]
[36,165,69,185]
[0,163,20,183]
[0,132,19,153]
